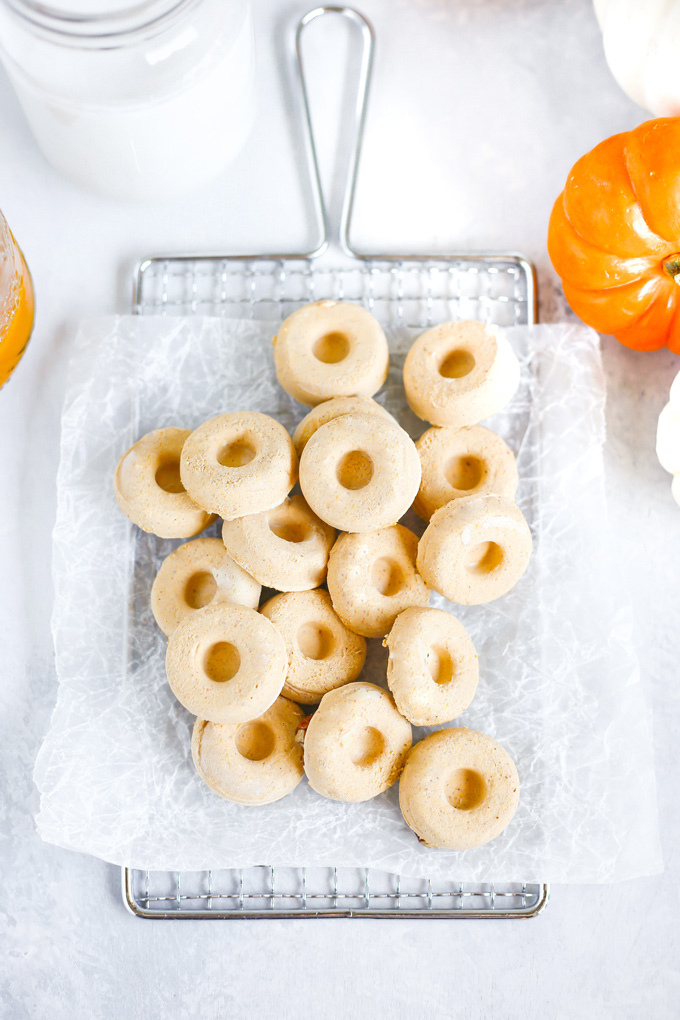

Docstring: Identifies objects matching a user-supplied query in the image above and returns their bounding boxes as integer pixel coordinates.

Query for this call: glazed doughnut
[165,602,287,724]
[399,728,520,849]
[191,697,305,805]
[403,320,520,427]
[385,607,478,726]
[273,300,390,406]
[292,395,396,457]
[221,494,336,592]
[114,427,214,539]
[302,682,412,802]
[414,425,518,522]
[326,525,430,639]
[299,412,421,533]
[417,494,532,605]
[179,411,297,521]
[260,589,366,704]
[151,537,261,637]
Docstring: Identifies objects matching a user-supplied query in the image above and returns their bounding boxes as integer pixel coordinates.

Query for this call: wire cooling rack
[123,7,547,920]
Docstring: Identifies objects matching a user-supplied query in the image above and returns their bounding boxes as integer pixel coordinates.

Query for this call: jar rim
[0,0,200,43]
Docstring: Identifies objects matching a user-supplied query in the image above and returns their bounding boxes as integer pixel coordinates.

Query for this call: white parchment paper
[35,315,662,882]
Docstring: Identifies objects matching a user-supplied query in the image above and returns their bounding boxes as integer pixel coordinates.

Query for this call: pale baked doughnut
[299,412,421,533]
[261,589,366,704]
[191,697,305,805]
[273,300,389,406]
[414,425,518,522]
[417,494,532,605]
[403,320,520,427]
[385,607,478,726]
[165,603,287,724]
[179,411,297,521]
[292,395,396,457]
[302,682,412,802]
[221,494,336,592]
[114,427,214,539]
[326,525,430,638]
[399,728,520,849]
[151,537,261,637]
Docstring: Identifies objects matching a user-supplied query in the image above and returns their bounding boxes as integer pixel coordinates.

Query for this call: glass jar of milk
[0,0,256,202]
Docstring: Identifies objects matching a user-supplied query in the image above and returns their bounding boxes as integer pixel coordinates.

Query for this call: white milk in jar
[0,0,256,202]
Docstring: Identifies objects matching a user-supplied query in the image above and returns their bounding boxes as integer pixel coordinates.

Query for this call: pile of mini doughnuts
[114,301,529,852]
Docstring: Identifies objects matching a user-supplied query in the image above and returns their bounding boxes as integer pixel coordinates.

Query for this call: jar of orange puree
[0,209,33,387]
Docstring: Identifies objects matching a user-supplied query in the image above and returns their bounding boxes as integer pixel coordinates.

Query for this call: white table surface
[1,1,679,1017]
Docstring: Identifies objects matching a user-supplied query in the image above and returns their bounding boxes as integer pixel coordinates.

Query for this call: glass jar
[0,210,34,387]
[0,0,256,202]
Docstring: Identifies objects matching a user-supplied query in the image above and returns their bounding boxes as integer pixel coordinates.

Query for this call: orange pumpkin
[548,117,680,354]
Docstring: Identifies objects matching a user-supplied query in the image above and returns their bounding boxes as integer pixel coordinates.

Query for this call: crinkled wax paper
[35,316,662,882]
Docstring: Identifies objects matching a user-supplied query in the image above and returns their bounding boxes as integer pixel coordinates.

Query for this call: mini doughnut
[302,682,412,802]
[403,320,521,427]
[165,602,287,724]
[179,411,297,521]
[385,607,478,726]
[260,589,366,704]
[292,395,396,457]
[414,425,518,522]
[114,427,215,539]
[221,494,336,592]
[151,537,261,637]
[399,728,520,849]
[326,525,430,638]
[191,697,305,805]
[417,494,532,605]
[299,412,421,533]
[273,300,389,406]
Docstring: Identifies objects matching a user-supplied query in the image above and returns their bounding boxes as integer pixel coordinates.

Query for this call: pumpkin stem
[663,255,680,283]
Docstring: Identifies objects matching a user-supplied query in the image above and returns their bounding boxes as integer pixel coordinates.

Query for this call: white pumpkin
[594,0,680,116]
[657,370,680,507]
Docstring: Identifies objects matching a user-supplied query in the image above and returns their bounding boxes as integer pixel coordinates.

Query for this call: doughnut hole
[424,644,455,686]
[155,458,185,493]
[465,541,504,575]
[184,571,218,610]
[336,450,374,490]
[439,348,476,379]
[445,455,484,491]
[351,726,386,767]
[313,331,350,364]
[446,768,487,811]
[235,721,275,762]
[297,622,335,661]
[217,438,257,467]
[204,641,241,683]
[371,557,405,597]
[268,513,312,544]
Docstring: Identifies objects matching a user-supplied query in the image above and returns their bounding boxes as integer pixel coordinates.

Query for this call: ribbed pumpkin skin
[548,117,680,353]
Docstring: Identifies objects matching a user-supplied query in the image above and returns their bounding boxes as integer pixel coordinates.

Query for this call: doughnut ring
[302,682,412,802]
[151,537,261,637]
[273,300,390,406]
[165,603,287,724]
[326,524,430,638]
[260,589,366,704]
[114,427,215,539]
[179,411,297,521]
[403,320,521,427]
[292,395,396,457]
[299,412,421,533]
[385,607,478,726]
[399,728,520,849]
[417,494,532,605]
[221,494,336,592]
[414,425,518,522]
[191,697,304,805]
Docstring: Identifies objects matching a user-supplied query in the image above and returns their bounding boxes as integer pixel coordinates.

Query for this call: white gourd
[656,370,680,507]
[594,0,680,116]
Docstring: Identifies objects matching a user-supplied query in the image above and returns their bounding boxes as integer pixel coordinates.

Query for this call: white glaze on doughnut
[293,395,396,457]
